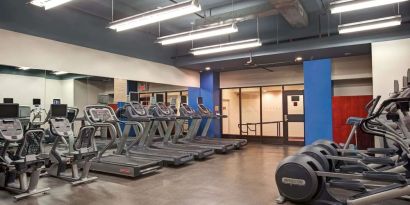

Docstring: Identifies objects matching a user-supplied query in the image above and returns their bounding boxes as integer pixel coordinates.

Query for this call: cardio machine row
[0,97,247,200]
[275,71,410,205]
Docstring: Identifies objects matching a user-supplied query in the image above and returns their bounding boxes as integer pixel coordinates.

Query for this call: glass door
[283,87,305,145]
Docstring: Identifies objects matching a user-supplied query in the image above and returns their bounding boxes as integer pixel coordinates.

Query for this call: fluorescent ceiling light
[339,15,402,34]
[191,39,262,56]
[18,67,31,70]
[109,0,201,32]
[53,71,68,75]
[157,23,238,45]
[330,0,408,14]
[30,0,73,10]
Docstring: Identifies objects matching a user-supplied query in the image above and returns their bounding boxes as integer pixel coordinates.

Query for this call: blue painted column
[304,59,333,145]
[188,72,221,138]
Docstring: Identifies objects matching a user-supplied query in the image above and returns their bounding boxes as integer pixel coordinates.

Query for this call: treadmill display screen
[0,103,19,118]
[3,98,13,103]
[50,104,67,118]
[181,96,187,104]
[130,92,139,102]
[156,94,164,103]
[197,97,203,105]
[33,98,41,105]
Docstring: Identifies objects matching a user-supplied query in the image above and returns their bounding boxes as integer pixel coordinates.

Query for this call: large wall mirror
[0,64,188,136]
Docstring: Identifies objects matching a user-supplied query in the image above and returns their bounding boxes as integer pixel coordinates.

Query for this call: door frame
[283,90,305,146]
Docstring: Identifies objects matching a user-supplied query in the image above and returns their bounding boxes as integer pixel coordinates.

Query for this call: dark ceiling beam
[174,23,410,68]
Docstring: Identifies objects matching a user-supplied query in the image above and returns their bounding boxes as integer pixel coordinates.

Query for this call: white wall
[0,29,199,87]
[0,73,74,109]
[220,65,304,88]
[333,79,373,96]
[372,38,410,101]
[0,73,45,107]
[332,55,372,80]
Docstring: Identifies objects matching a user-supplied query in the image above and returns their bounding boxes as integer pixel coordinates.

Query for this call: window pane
[222,89,240,135]
[262,86,283,137]
[167,92,180,106]
[139,93,151,106]
[288,122,304,142]
[241,87,261,136]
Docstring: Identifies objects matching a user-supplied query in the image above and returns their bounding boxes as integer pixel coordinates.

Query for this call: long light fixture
[157,23,238,45]
[53,71,68,75]
[30,0,73,10]
[330,0,408,14]
[190,39,262,56]
[18,67,31,70]
[339,15,402,34]
[109,0,201,32]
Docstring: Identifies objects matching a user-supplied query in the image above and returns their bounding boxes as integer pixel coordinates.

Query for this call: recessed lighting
[205,66,211,71]
[295,57,303,62]
[18,67,31,70]
[53,71,68,75]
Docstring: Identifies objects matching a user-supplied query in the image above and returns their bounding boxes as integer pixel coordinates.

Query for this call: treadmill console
[131,102,147,116]
[0,103,23,142]
[50,118,73,137]
[89,108,115,122]
[198,104,211,115]
[49,104,73,136]
[156,102,171,116]
[180,103,196,116]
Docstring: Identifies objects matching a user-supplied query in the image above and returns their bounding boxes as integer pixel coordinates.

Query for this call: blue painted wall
[188,72,221,138]
[304,59,333,145]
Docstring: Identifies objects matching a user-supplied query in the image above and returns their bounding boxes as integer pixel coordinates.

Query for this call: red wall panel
[332,95,374,149]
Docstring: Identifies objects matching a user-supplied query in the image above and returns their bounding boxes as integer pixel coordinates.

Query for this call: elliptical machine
[47,104,98,185]
[0,103,50,200]
[275,97,410,205]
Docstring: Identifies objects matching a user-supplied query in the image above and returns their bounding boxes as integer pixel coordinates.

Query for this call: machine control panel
[90,108,115,122]
[0,119,23,142]
[50,118,73,137]
[131,102,147,116]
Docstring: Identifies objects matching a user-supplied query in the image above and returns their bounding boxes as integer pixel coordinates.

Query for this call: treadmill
[127,102,214,160]
[196,97,247,149]
[83,105,162,177]
[118,103,194,166]
[177,103,235,153]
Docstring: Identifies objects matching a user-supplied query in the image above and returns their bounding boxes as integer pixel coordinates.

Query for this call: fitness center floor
[1,144,407,205]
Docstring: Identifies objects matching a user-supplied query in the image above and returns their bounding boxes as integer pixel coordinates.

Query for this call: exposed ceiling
[0,0,410,72]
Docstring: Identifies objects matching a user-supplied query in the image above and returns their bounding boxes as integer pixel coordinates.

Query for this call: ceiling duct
[269,0,308,28]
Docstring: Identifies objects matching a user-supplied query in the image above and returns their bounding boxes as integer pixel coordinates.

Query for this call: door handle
[284,115,288,122]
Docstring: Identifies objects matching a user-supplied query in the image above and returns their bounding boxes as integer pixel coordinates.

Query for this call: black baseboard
[222,135,304,146]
